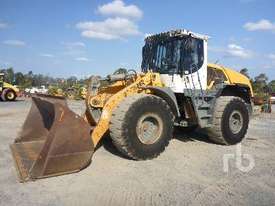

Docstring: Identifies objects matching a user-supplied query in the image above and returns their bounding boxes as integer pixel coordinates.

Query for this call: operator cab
[142,30,208,92]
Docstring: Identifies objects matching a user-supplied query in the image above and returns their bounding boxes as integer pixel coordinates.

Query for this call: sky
[0,0,275,80]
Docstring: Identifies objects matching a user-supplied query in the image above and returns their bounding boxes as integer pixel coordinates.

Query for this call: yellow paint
[207,63,254,97]
[88,72,163,146]
[80,87,87,99]
[88,66,253,146]
[3,82,19,93]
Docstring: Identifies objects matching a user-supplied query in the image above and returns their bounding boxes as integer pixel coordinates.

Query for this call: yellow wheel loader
[0,73,19,101]
[10,30,254,182]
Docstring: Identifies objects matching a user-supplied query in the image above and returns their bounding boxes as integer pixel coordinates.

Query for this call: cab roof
[145,29,209,42]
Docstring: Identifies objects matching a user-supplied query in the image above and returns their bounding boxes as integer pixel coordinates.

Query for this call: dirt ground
[0,99,275,206]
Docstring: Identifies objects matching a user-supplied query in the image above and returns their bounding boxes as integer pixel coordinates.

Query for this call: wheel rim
[229,110,243,134]
[7,91,14,100]
[136,113,163,144]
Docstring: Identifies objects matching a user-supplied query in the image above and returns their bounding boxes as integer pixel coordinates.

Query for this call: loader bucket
[10,94,94,182]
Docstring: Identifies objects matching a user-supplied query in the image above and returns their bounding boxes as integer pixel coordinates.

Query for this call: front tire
[207,96,249,145]
[110,94,174,160]
[1,89,17,101]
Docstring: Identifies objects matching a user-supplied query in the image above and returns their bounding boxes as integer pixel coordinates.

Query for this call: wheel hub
[7,92,14,100]
[229,110,243,134]
[136,113,163,144]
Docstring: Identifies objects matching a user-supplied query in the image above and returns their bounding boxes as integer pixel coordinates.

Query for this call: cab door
[160,38,208,93]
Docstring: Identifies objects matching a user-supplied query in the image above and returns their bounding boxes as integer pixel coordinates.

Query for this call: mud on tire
[109,94,174,160]
[207,96,249,145]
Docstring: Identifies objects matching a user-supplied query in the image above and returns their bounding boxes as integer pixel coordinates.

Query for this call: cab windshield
[141,37,204,75]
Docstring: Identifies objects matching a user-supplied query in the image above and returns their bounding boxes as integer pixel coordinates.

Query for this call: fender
[145,86,181,117]
[216,84,253,116]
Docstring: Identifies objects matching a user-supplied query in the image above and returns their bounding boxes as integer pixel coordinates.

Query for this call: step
[203,123,212,128]
[198,104,211,109]
[200,114,212,119]
[198,96,215,101]
[174,120,188,127]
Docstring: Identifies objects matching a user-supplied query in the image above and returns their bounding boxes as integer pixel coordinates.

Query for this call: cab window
[182,38,204,74]
[207,67,228,86]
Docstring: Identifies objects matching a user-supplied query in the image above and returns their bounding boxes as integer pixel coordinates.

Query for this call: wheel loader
[10,30,253,182]
[0,73,19,101]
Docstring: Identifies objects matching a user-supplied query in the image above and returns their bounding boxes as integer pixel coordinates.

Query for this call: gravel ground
[0,99,275,206]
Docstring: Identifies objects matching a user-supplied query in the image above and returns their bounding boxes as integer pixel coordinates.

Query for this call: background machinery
[0,73,19,101]
[10,30,253,182]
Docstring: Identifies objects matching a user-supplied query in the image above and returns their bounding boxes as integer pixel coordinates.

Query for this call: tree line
[1,67,275,98]
[240,68,275,98]
[0,67,87,90]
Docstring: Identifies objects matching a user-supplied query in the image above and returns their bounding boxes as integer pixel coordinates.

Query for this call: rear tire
[109,94,174,160]
[207,96,249,145]
[1,89,17,101]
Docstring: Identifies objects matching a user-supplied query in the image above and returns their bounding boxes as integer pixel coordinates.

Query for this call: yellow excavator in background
[0,73,19,101]
[10,30,254,182]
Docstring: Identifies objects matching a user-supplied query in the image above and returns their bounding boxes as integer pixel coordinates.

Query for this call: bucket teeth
[10,94,94,182]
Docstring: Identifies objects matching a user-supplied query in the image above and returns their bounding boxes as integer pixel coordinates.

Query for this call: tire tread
[207,96,248,145]
[110,94,174,160]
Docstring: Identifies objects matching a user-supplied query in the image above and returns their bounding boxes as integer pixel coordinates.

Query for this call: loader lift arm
[87,72,164,146]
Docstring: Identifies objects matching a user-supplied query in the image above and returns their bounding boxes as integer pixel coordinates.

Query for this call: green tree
[269,80,275,93]
[6,68,15,83]
[14,72,25,85]
[255,73,268,83]
[252,73,269,98]
[67,76,78,87]
[0,67,15,83]
[240,68,250,79]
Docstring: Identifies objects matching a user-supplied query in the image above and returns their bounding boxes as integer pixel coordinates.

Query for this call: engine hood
[3,82,19,93]
[208,63,253,97]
